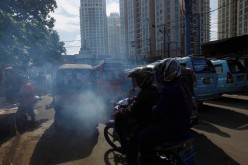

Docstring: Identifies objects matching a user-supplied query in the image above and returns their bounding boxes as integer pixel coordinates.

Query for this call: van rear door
[191,57,219,100]
[227,59,247,87]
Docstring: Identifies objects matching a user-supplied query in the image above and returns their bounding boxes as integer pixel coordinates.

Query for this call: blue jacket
[152,80,192,135]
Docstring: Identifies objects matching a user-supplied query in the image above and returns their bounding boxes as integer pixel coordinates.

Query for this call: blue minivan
[211,58,247,95]
[176,55,219,102]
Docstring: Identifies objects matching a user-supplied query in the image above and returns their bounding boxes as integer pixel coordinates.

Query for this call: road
[0,94,247,165]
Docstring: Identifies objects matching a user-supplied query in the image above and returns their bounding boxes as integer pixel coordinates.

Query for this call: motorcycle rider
[19,82,36,123]
[114,67,159,164]
[136,58,193,165]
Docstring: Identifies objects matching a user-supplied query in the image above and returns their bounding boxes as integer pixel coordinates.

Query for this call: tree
[0,0,57,28]
[0,0,65,67]
[0,9,26,64]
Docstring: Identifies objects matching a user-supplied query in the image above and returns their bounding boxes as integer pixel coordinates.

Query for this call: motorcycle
[104,97,195,165]
[15,95,42,132]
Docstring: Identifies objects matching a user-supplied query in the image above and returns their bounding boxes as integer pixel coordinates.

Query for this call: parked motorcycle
[104,98,195,165]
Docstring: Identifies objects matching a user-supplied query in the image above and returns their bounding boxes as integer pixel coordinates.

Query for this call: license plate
[203,77,211,84]
[237,75,244,81]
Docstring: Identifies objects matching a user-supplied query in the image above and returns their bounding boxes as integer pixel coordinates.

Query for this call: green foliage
[0,0,65,67]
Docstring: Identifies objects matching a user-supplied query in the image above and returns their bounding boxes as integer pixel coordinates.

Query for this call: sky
[52,0,218,55]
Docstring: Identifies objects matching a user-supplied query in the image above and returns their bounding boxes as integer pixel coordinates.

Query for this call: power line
[62,1,238,44]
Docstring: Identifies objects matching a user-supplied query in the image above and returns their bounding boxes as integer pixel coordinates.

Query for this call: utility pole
[197,14,201,54]
[159,25,170,59]
[163,25,170,58]
[163,27,166,58]
[149,36,151,57]
[185,0,192,55]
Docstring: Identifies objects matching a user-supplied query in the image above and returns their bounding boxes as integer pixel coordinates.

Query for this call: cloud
[52,0,80,33]
[210,0,218,41]
[106,0,119,5]
[64,35,81,55]
[106,2,120,16]
[56,0,80,16]
[51,0,80,54]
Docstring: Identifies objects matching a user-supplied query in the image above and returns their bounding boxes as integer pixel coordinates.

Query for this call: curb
[222,94,248,101]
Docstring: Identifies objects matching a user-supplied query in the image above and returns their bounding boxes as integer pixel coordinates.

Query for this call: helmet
[154,58,181,83]
[128,67,154,89]
[24,82,33,90]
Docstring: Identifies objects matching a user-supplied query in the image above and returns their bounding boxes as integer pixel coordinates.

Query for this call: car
[211,58,248,95]
[175,55,219,102]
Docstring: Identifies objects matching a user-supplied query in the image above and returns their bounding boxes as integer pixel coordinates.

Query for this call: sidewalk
[222,93,248,101]
[0,97,18,136]
[0,97,18,115]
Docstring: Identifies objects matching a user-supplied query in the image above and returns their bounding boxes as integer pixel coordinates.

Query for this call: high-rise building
[218,0,237,39]
[218,0,248,39]
[119,0,129,58]
[154,0,210,56]
[80,0,108,55]
[120,0,210,60]
[107,13,121,57]
[120,0,156,61]
[237,0,248,36]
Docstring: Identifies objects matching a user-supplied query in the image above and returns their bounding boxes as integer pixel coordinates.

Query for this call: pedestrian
[19,82,36,123]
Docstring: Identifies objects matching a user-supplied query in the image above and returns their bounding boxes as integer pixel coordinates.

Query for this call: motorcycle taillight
[192,75,197,86]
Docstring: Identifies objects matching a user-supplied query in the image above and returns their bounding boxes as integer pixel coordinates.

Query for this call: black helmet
[128,67,154,89]
[154,58,181,83]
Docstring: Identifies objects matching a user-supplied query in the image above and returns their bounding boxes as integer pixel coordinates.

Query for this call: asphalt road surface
[0,94,247,165]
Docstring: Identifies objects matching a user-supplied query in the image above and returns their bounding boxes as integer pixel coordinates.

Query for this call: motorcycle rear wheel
[104,125,121,149]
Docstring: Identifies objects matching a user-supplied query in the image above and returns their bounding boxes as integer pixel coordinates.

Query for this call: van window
[102,71,124,80]
[56,69,94,87]
[227,60,246,73]
[180,63,187,67]
[214,64,223,74]
[191,58,216,73]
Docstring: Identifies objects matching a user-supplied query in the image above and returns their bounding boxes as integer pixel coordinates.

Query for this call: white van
[211,58,247,95]
[176,55,219,102]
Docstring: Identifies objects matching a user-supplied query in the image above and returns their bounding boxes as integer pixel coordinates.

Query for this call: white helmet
[154,58,181,83]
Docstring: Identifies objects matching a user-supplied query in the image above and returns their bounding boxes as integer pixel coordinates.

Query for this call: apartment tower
[218,0,248,39]
[80,0,108,55]
[120,0,210,60]
[107,13,121,57]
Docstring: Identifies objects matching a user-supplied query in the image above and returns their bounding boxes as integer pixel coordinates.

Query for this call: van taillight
[226,72,233,83]
[192,75,196,86]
